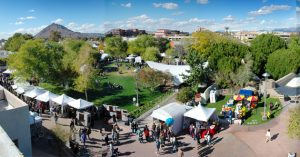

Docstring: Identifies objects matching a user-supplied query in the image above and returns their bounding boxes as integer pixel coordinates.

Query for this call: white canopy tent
[52,94,75,106]
[15,85,34,94]
[24,87,46,98]
[67,99,93,110]
[146,61,190,86]
[286,77,300,88]
[151,102,192,135]
[35,91,59,102]
[184,105,216,122]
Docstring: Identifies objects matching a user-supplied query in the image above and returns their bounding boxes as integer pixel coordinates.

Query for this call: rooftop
[0,86,27,111]
[0,125,24,157]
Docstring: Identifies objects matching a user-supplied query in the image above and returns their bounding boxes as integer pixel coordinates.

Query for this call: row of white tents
[150,102,216,135]
[12,83,93,110]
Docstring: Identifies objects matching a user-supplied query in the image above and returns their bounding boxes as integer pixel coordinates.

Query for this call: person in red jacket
[144,125,150,142]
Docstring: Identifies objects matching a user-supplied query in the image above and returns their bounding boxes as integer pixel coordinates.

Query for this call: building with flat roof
[0,86,32,157]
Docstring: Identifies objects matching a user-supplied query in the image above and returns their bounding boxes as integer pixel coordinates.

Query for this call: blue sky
[0,0,298,39]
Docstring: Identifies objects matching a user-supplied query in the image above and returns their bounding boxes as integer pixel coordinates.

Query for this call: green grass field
[205,95,282,125]
[40,63,168,112]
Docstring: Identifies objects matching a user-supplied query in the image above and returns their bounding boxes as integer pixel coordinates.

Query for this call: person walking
[151,123,156,139]
[70,119,75,131]
[54,113,58,124]
[144,125,150,142]
[266,129,271,143]
[81,132,87,148]
[105,134,109,146]
[87,126,91,140]
[155,138,161,155]
[205,130,211,146]
[131,121,135,134]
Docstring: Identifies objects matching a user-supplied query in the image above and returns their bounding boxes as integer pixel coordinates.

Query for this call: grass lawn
[40,63,170,113]
[205,95,282,125]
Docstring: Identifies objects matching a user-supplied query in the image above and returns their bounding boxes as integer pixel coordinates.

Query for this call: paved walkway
[34,100,300,157]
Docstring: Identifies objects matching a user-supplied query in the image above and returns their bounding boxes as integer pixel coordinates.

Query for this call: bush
[176,87,194,103]
[288,106,300,139]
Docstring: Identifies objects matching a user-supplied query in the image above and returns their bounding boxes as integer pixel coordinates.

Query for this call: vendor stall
[183,105,216,122]
[23,87,46,98]
[67,99,93,110]
[52,94,75,116]
[35,91,58,102]
[150,102,191,135]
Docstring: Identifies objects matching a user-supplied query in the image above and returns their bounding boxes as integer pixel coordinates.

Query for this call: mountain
[272,27,298,32]
[35,23,103,39]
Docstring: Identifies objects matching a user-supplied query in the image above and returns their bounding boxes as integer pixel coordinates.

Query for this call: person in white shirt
[266,129,271,143]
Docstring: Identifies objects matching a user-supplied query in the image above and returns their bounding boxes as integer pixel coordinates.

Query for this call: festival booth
[67,99,93,126]
[184,105,217,137]
[23,87,46,98]
[35,91,59,113]
[150,102,191,135]
[51,94,75,117]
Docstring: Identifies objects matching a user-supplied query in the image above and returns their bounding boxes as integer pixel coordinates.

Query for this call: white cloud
[52,18,64,24]
[249,5,291,16]
[262,0,267,3]
[14,25,47,35]
[197,0,209,4]
[15,16,36,25]
[184,0,191,3]
[18,16,36,20]
[223,15,235,22]
[171,11,184,16]
[15,21,23,25]
[66,22,103,33]
[0,32,11,39]
[121,3,132,8]
[153,3,178,10]
[296,7,300,12]
[130,14,150,21]
[28,9,35,12]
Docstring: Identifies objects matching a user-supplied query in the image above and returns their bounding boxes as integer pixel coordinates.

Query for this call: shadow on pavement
[119,151,135,156]
[198,145,214,157]
[271,133,279,141]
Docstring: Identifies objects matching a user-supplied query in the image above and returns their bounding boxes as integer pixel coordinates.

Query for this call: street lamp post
[262,72,270,121]
[134,68,140,107]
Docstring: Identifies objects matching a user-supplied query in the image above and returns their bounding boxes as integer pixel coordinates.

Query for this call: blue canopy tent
[239,89,253,97]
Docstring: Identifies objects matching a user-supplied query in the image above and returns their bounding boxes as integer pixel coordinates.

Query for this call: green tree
[266,49,300,79]
[288,106,300,139]
[141,47,160,61]
[176,87,194,103]
[4,33,33,52]
[288,35,300,52]
[165,48,177,58]
[184,48,210,88]
[104,36,128,58]
[127,35,157,55]
[138,67,171,91]
[157,37,170,53]
[230,53,254,88]
[73,43,98,100]
[191,31,228,56]
[250,34,286,75]
[8,39,64,84]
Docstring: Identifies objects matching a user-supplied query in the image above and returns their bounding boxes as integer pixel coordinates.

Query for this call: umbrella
[165,118,174,126]
[233,95,245,101]
[247,96,258,102]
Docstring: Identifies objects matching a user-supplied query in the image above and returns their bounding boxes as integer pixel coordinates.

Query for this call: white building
[0,86,32,157]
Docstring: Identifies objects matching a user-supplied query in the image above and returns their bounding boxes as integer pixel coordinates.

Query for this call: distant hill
[272,27,297,32]
[35,23,103,39]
